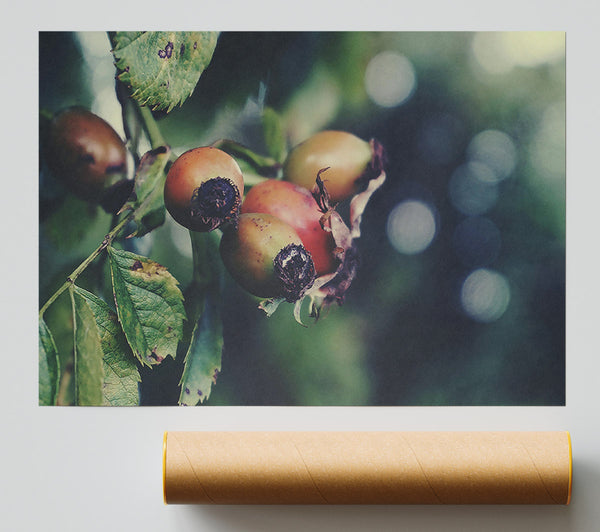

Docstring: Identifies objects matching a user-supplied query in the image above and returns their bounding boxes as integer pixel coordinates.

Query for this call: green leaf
[178,294,223,406]
[262,106,286,163]
[70,287,104,406]
[113,31,219,112]
[39,319,60,406]
[107,246,185,367]
[122,145,171,237]
[130,146,171,205]
[73,287,140,406]
[112,31,144,48]
[178,231,223,405]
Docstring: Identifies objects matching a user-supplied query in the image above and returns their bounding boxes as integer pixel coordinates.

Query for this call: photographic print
[39,31,565,406]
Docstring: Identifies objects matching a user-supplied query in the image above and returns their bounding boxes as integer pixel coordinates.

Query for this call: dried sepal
[292,168,387,323]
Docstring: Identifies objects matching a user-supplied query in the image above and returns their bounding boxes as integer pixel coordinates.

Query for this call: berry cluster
[43,108,385,316]
[164,130,385,310]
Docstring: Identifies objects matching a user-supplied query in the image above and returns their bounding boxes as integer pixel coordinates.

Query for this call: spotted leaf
[178,231,223,405]
[108,246,185,367]
[178,294,223,406]
[113,31,218,112]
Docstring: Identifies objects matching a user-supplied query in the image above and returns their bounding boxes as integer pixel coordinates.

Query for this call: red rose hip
[219,213,316,302]
[44,107,128,202]
[241,179,339,275]
[164,146,244,232]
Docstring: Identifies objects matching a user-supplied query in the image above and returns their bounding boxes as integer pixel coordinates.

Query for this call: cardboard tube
[163,431,572,505]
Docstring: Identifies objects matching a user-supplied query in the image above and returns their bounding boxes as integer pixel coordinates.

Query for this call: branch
[136,102,167,150]
[39,214,132,318]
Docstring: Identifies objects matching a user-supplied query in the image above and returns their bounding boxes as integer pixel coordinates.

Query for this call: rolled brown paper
[163,431,572,505]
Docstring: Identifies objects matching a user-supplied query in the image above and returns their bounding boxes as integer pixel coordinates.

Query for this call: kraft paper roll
[163,431,572,505]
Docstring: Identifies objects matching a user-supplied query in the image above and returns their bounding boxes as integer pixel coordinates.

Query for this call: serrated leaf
[113,31,219,112]
[39,319,60,406]
[123,145,171,237]
[178,295,223,406]
[108,246,185,367]
[262,106,286,163]
[73,287,140,406]
[178,231,223,405]
[70,287,104,406]
[113,31,144,48]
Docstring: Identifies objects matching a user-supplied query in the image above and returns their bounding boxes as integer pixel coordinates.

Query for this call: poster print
[39,32,565,406]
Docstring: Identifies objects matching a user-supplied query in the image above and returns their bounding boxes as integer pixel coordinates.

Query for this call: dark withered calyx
[355,138,387,193]
[274,244,316,302]
[190,177,241,230]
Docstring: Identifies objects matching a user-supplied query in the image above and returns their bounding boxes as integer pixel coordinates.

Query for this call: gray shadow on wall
[179,504,574,532]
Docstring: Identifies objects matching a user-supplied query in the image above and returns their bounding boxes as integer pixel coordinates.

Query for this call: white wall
[3,1,599,531]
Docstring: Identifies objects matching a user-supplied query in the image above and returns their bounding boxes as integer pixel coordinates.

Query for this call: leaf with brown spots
[178,294,223,406]
[112,31,218,112]
[108,246,185,367]
[178,231,223,405]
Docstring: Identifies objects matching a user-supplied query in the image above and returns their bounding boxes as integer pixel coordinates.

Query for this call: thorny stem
[39,215,131,318]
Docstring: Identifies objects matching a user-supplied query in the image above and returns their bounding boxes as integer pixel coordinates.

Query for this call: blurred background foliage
[39,31,565,405]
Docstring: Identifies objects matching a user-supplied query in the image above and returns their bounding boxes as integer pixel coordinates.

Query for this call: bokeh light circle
[387,200,437,255]
[365,51,416,108]
[460,268,510,323]
[467,129,517,182]
[530,101,566,180]
[471,32,565,75]
[448,162,498,215]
